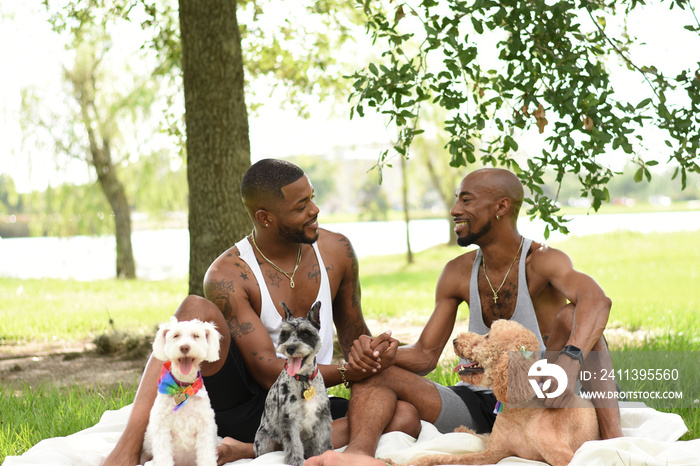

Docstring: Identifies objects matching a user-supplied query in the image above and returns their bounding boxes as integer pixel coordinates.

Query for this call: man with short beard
[313,168,622,466]
[103,159,420,466]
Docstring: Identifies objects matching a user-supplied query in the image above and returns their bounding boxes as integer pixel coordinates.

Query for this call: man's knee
[546,303,575,351]
[175,295,223,324]
[552,303,575,334]
[173,295,230,367]
[385,401,421,438]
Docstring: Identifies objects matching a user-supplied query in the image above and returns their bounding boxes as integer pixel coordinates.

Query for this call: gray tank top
[458,237,546,390]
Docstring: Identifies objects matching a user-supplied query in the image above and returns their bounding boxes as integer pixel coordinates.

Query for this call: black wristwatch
[559,345,584,368]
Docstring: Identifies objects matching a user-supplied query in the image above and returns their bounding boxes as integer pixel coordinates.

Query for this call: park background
[1,0,700,462]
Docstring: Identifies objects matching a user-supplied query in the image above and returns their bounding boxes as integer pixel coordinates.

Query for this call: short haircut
[240,159,305,208]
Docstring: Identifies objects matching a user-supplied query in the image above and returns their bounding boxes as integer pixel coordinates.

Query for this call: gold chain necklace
[482,236,524,304]
[251,230,302,288]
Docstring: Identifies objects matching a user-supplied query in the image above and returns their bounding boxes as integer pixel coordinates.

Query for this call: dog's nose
[285,344,297,355]
[180,344,190,354]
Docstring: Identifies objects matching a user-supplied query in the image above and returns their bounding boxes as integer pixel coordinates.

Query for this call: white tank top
[235,237,335,364]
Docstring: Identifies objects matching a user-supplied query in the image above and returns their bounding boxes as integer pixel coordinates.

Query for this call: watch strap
[560,345,584,367]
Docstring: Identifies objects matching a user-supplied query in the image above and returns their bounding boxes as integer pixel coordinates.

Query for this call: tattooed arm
[327,232,372,358]
[203,247,286,389]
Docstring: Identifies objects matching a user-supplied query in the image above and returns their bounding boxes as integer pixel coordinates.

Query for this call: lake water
[1,211,699,281]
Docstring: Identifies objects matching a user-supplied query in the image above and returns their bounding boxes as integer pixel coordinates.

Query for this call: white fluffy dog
[142,318,222,466]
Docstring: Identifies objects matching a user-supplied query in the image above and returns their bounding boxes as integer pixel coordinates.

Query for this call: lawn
[1,230,699,461]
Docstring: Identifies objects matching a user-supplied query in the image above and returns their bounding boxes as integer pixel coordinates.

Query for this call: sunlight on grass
[0,279,186,344]
[0,382,137,462]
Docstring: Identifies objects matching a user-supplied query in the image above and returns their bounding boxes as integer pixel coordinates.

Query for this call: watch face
[561,346,583,366]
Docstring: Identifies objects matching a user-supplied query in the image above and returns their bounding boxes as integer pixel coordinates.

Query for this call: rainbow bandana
[493,400,504,415]
[158,361,204,411]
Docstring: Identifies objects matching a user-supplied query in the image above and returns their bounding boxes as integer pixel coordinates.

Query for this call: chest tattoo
[480,278,518,326]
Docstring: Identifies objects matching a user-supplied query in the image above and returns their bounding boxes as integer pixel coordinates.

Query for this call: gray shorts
[432,382,498,434]
[432,382,475,433]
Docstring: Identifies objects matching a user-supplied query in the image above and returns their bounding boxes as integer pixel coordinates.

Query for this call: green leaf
[634,168,644,183]
[368,63,378,76]
[504,135,519,152]
[471,17,484,34]
[636,98,652,109]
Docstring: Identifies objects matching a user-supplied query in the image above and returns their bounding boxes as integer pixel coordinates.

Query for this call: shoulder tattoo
[205,279,235,320]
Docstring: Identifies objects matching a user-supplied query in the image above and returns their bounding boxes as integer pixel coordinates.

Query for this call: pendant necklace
[251,230,302,288]
[482,236,524,303]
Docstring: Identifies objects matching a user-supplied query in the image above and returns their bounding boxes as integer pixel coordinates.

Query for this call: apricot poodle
[396,320,599,466]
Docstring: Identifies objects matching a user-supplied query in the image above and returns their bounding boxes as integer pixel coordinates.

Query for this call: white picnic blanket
[3,402,699,466]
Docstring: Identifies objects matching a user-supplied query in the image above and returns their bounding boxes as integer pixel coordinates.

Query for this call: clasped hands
[345,331,399,382]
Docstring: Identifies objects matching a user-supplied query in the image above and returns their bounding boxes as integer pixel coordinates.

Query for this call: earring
[496,215,500,220]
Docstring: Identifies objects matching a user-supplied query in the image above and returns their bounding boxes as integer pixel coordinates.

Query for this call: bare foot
[303,450,387,466]
[216,437,254,465]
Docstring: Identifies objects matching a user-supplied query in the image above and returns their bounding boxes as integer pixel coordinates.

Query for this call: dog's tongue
[179,357,194,376]
[286,357,303,377]
[454,361,480,373]
[454,363,467,373]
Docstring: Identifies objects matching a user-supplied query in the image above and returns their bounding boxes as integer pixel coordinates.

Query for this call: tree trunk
[179,0,251,296]
[400,155,413,264]
[424,155,458,246]
[71,68,136,279]
[93,141,136,279]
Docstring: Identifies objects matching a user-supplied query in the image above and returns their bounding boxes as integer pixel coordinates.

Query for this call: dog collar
[283,362,319,401]
[158,361,204,411]
[284,363,319,383]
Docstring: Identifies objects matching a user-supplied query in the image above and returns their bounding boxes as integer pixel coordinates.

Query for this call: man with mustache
[306,168,622,466]
[104,159,420,466]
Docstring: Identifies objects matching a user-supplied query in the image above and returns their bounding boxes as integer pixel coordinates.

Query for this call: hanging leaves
[348,0,700,235]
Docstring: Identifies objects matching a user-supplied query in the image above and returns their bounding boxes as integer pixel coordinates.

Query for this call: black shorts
[203,343,348,442]
[446,385,498,434]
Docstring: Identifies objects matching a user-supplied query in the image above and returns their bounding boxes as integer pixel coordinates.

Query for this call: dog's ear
[307,301,322,330]
[498,351,538,405]
[152,319,173,361]
[280,301,294,321]
[202,321,222,362]
[492,355,510,402]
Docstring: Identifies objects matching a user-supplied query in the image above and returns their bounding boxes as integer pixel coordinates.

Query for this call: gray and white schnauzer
[254,301,333,466]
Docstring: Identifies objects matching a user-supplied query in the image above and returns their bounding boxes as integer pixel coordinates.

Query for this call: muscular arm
[204,263,286,390]
[394,258,464,375]
[331,234,372,358]
[533,247,612,353]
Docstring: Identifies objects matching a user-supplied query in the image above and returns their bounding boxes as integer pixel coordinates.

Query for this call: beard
[278,222,318,244]
[456,219,492,247]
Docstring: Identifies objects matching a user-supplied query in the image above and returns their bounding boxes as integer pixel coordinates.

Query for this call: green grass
[1,230,698,462]
[0,278,187,345]
[361,230,700,334]
[0,382,138,461]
